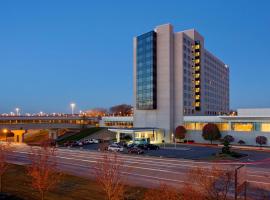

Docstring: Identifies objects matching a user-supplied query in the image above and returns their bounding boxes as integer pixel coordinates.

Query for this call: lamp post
[172,133,176,149]
[3,129,8,142]
[70,103,76,116]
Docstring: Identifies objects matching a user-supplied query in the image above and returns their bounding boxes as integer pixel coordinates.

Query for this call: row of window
[184,122,270,132]
[0,120,97,125]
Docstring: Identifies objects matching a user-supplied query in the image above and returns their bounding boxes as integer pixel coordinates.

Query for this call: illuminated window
[195,81,200,86]
[195,74,200,78]
[216,123,230,131]
[195,88,200,93]
[184,123,196,130]
[261,123,270,132]
[195,66,200,71]
[195,59,200,64]
[195,44,200,49]
[195,102,200,107]
[195,122,206,130]
[195,95,200,100]
[232,123,253,132]
[195,52,200,56]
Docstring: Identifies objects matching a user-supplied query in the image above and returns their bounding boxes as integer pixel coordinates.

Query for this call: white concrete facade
[134,24,176,142]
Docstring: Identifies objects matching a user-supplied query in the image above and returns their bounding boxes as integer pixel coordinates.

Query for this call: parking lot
[62,141,220,159]
[60,141,270,167]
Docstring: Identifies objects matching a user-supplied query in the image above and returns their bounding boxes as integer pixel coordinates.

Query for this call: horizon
[1,0,270,113]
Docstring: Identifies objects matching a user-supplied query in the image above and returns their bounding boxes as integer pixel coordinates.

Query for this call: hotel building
[133,24,229,142]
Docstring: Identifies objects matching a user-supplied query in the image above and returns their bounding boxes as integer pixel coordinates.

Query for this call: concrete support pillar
[13,130,26,143]
[228,121,232,131]
[48,130,59,140]
[116,131,120,143]
[132,132,135,143]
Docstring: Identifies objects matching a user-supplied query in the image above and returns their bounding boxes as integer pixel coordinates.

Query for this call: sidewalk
[159,142,270,153]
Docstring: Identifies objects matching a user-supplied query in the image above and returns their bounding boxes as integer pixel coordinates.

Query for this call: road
[6,144,270,197]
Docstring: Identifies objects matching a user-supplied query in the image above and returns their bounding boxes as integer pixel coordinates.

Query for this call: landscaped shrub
[202,123,221,144]
[175,126,187,140]
[223,135,234,143]
[256,136,267,147]
[238,140,245,145]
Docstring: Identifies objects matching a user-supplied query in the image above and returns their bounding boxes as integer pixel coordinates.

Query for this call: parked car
[77,141,84,146]
[144,144,160,150]
[136,144,147,150]
[108,144,124,152]
[84,139,99,144]
[84,139,93,144]
[64,141,72,147]
[127,143,136,149]
[128,147,144,155]
[68,141,79,147]
[117,141,128,147]
[92,139,99,144]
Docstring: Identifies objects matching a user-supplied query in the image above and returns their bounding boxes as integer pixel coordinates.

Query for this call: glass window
[184,123,196,130]
[232,123,253,132]
[136,31,157,110]
[195,123,206,130]
[261,123,270,132]
[216,123,230,131]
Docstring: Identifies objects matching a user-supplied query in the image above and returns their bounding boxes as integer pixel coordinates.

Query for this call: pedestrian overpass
[0,116,99,142]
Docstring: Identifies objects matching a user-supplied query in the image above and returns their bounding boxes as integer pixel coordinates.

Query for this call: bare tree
[181,185,205,200]
[144,183,180,200]
[109,104,133,116]
[85,108,108,117]
[182,165,234,200]
[94,152,125,200]
[0,142,11,192]
[27,140,62,200]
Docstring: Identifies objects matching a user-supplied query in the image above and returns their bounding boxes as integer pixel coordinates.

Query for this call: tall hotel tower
[133,24,229,142]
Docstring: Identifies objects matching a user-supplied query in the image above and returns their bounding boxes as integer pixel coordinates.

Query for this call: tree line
[84,104,133,117]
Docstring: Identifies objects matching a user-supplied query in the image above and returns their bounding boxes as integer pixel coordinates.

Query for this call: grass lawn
[204,152,247,161]
[2,164,145,200]
[57,127,103,145]
[24,131,49,145]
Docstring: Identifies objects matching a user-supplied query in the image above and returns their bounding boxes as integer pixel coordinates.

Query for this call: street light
[70,103,76,115]
[15,108,20,116]
[3,129,8,142]
[172,133,176,149]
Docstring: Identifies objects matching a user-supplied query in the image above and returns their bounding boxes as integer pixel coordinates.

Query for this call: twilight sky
[0,0,269,113]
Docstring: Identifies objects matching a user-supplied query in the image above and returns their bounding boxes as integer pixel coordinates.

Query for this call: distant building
[133,24,229,142]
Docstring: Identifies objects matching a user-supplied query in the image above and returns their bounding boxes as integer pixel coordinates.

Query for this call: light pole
[15,108,20,116]
[70,103,76,115]
[172,133,176,149]
[3,129,8,142]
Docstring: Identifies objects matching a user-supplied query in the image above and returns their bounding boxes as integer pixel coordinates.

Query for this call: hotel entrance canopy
[108,127,164,144]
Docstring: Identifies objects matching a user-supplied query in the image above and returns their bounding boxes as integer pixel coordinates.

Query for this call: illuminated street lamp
[70,103,76,115]
[3,129,8,142]
[15,108,20,116]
